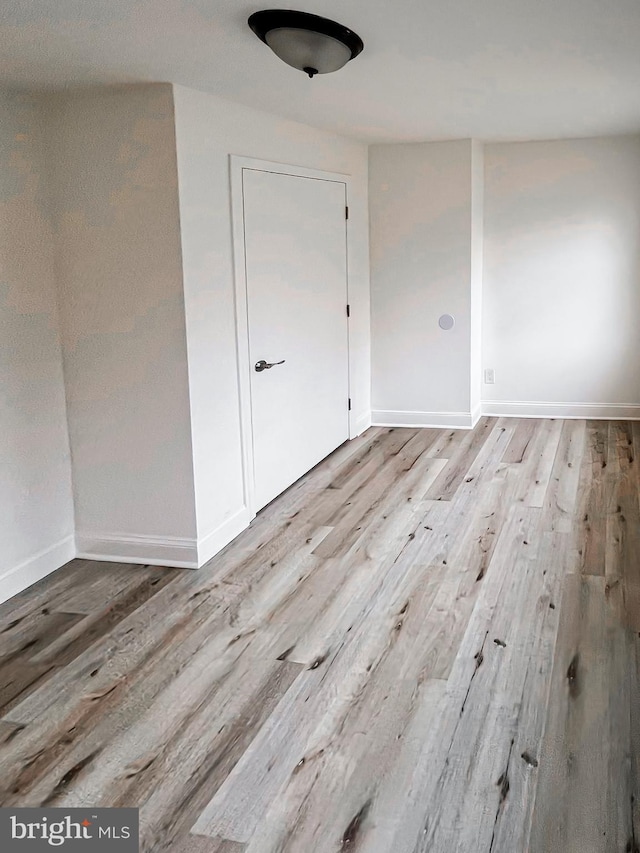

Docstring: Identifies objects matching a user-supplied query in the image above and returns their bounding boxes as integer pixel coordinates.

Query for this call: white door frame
[229,154,355,518]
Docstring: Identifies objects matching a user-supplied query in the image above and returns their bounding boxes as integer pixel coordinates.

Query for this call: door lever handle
[255,359,286,372]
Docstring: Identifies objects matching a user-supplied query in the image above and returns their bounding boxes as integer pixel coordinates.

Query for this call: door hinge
[345,205,349,220]
[348,397,352,411]
[346,303,351,318]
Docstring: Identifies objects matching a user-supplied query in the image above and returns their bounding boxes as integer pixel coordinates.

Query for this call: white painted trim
[230,156,258,520]
[371,410,475,429]
[471,403,482,427]
[230,156,351,185]
[76,532,198,569]
[229,154,355,514]
[481,401,640,420]
[196,506,253,567]
[353,410,372,436]
[0,535,76,604]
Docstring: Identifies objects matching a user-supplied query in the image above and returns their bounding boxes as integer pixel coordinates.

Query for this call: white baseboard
[481,400,640,420]
[471,403,482,427]
[352,410,372,438]
[76,531,199,569]
[371,409,475,429]
[0,534,76,604]
[197,506,253,567]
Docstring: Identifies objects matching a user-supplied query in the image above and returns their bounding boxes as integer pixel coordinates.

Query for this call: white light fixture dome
[248,10,364,78]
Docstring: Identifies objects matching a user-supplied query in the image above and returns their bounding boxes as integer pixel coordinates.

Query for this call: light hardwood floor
[0,418,638,852]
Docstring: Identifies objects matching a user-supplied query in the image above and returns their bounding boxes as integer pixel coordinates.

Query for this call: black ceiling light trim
[248,9,364,77]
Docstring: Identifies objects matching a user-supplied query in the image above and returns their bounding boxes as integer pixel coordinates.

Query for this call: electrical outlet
[484,368,495,385]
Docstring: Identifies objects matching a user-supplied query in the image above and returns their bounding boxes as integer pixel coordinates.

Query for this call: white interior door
[242,167,349,511]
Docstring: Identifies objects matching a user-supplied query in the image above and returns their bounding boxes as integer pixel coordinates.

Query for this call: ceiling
[2,0,640,143]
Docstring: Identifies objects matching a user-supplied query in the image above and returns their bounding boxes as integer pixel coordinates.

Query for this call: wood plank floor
[0,418,638,852]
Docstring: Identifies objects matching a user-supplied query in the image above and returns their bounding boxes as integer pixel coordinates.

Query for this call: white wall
[47,84,199,567]
[470,140,484,418]
[482,136,640,418]
[369,140,479,427]
[172,85,371,562]
[0,91,75,601]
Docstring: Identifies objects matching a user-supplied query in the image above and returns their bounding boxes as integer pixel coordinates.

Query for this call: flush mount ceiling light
[248,9,364,78]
